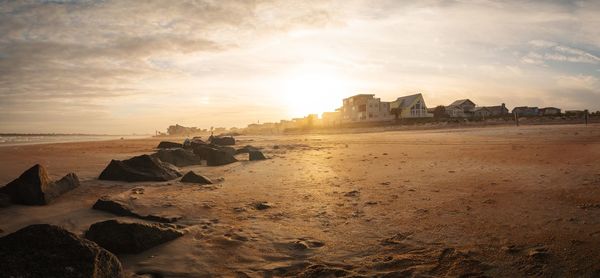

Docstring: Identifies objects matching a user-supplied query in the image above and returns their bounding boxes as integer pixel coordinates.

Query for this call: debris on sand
[252,201,273,210]
[93,196,182,223]
[85,219,184,254]
[249,150,267,161]
[180,171,213,185]
[344,190,360,197]
[151,148,203,167]
[0,224,123,278]
[0,164,80,206]
[157,141,183,149]
[99,154,181,182]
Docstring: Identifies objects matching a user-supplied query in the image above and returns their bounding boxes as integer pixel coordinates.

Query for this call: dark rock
[180,171,213,184]
[210,136,236,146]
[249,150,267,161]
[0,224,123,278]
[99,154,181,182]
[157,141,183,149]
[207,148,238,166]
[235,145,259,154]
[93,196,181,223]
[85,219,184,254]
[0,193,10,208]
[0,164,80,205]
[151,148,203,167]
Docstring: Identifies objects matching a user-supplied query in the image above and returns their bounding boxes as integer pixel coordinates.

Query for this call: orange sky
[0,1,599,134]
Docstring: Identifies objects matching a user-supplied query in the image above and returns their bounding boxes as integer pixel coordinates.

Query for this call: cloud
[523,40,600,65]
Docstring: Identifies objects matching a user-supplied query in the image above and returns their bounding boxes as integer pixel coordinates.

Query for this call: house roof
[343,94,375,101]
[393,93,423,109]
[449,99,475,107]
[472,107,490,112]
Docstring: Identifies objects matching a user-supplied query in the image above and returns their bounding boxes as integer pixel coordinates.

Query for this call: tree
[390,107,402,121]
[433,105,446,119]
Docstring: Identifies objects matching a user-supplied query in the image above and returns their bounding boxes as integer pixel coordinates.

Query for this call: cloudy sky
[1,0,599,134]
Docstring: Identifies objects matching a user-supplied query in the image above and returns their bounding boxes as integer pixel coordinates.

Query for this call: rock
[0,193,10,208]
[0,164,80,205]
[157,141,183,149]
[180,171,213,185]
[93,196,181,223]
[210,136,235,146]
[235,145,259,154]
[207,148,238,166]
[85,219,184,254]
[249,150,267,161]
[151,148,203,167]
[0,224,123,278]
[99,154,181,182]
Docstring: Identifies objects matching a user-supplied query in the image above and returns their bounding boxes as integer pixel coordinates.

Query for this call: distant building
[341,94,393,123]
[483,103,509,116]
[472,107,492,118]
[322,110,341,127]
[445,99,476,118]
[538,107,561,116]
[512,106,539,116]
[389,93,432,118]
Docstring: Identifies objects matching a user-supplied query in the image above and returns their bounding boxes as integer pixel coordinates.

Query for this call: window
[358,104,367,112]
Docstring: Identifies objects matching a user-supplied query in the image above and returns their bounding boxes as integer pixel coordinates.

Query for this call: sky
[0,0,599,134]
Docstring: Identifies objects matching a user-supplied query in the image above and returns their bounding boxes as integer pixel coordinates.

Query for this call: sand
[1,124,600,277]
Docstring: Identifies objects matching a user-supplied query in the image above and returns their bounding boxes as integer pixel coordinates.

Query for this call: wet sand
[1,124,600,277]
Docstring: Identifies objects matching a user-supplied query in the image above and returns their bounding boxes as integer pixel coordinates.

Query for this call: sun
[279,64,352,118]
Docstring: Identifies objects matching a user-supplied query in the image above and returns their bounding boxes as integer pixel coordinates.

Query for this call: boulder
[151,148,203,167]
[99,154,181,182]
[92,196,181,223]
[85,219,184,254]
[0,164,80,205]
[249,150,267,161]
[207,148,238,166]
[0,224,123,278]
[191,144,237,166]
[210,136,236,146]
[156,141,183,149]
[180,171,213,185]
[0,193,10,208]
[236,145,259,154]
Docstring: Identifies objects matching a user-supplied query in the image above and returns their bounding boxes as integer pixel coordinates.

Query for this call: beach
[1,124,600,277]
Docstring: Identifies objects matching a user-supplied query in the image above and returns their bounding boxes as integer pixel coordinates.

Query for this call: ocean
[0,134,148,147]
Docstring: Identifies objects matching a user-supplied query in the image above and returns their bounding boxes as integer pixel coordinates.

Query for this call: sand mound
[85,219,184,254]
[98,154,181,182]
[0,224,123,278]
[93,195,182,223]
[151,148,203,167]
[0,164,80,205]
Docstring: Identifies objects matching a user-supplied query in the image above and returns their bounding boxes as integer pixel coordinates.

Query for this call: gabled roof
[393,93,423,109]
[449,99,475,107]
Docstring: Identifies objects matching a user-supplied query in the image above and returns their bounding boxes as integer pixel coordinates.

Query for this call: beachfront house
[472,107,492,118]
[539,107,561,116]
[483,103,509,116]
[512,106,539,116]
[388,93,433,119]
[341,94,393,123]
[322,110,342,127]
[445,99,476,118]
